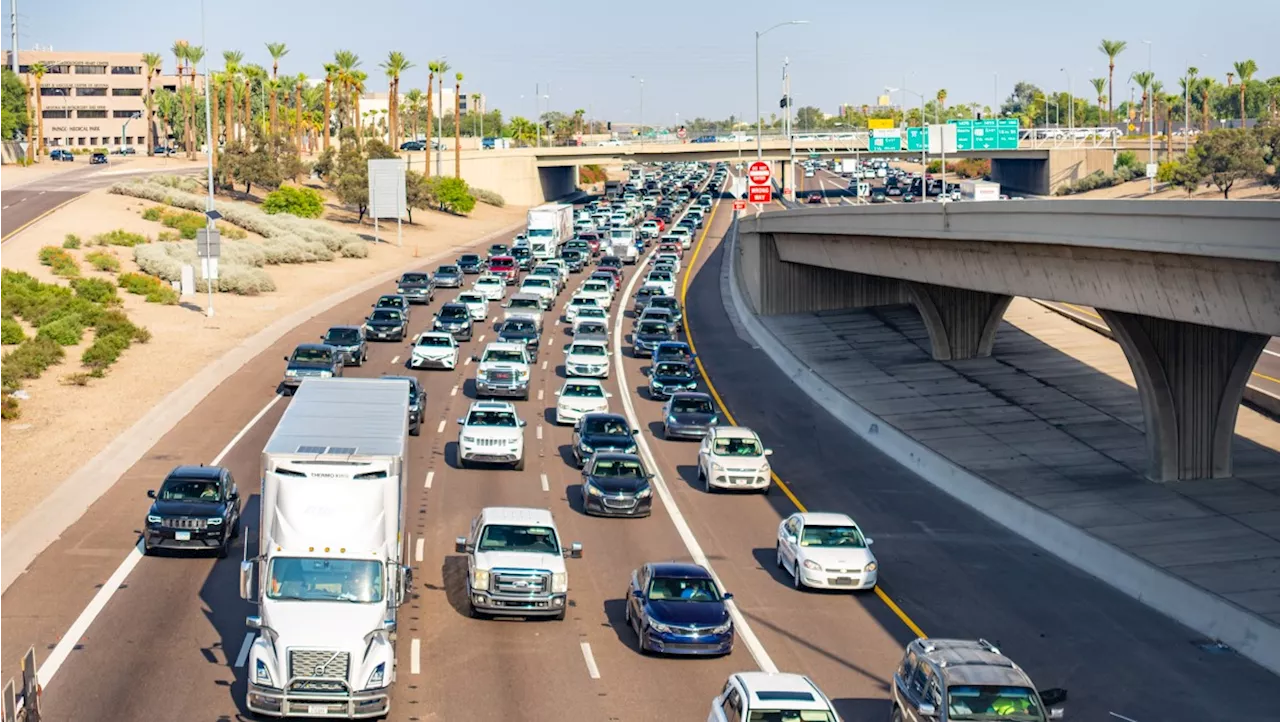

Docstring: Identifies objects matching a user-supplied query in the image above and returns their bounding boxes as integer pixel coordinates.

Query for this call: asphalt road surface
[2,171,1275,721]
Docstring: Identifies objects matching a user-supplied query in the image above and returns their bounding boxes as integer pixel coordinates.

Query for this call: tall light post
[630,75,644,140]
[1060,68,1073,129]
[886,86,925,177]
[1184,52,1207,154]
[993,72,998,116]
[1143,40,1153,192]
[755,19,808,159]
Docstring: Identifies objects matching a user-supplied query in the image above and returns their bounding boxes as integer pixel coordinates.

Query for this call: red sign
[748,186,772,204]
[747,161,772,186]
[732,200,747,211]
[677,127,687,139]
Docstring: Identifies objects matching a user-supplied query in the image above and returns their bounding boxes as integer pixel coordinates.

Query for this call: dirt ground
[0,187,526,532]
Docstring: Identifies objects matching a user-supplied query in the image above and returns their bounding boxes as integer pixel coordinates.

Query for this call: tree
[184,46,206,159]
[170,41,189,155]
[454,72,463,177]
[795,106,824,130]
[1192,128,1265,198]
[1089,77,1108,120]
[27,62,45,158]
[404,170,436,223]
[1099,39,1127,125]
[425,60,440,175]
[266,42,288,137]
[1,69,30,142]
[1130,70,1154,126]
[404,88,423,141]
[1233,59,1258,126]
[1000,81,1042,124]
[381,51,414,149]
[506,116,537,146]
[936,88,947,114]
[477,95,487,137]
[433,176,475,214]
[139,52,163,155]
[222,51,242,148]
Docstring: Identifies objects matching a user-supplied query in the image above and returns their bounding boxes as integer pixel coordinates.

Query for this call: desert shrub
[1,335,66,391]
[86,249,122,272]
[157,230,179,241]
[38,314,86,345]
[118,272,179,304]
[141,205,166,221]
[95,229,149,247]
[132,244,186,281]
[1,317,25,344]
[1,396,19,419]
[926,160,943,173]
[471,187,505,207]
[196,265,276,295]
[71,277,120,304]
[340,239,369,258]
[263,185,325,218]
[1115,151,1140,172]
[62,233,82,249]
[220,223,248,240]
[39,246,80,278]
[1114,165,1141,182]
[62,372,92,386]
[160,209,208,239]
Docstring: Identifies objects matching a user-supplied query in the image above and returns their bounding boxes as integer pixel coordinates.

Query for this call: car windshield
[672,397,713,414]
[376,297,402,307]
[477,524,560,554]
[489,245,507,254]
[512,248,530,257]
[591,458,645,478]
[564,383,605,398]
[946,686,1043,722]
[460,254,480,263]
[800,525,866,548]
[323,328,360,345]
[159,477,221,501]
[369,309,402,323]
[400,273,429,284]
[509,298,540,309]
[637,288,659,299]
[637,321,668,335]
[459,294,484,304]
[651,298,679,311]
[584,283,608,293]
[713,437,762,456]
[746,711,836,722]
[478,277,502,286]
[483,350,525,363]
[570,344,607,357]
[466,410,519,427]
[524,279,552,288]
[655,362,693,379]
[504,320,537,334]
[571,297,599,307]
[267,557,383,603]
[292,348,333,363]
[582,416,628,436]
[643,310,673,322]
[490,259,514,268]
[437,265,459,275]
[577,323,607,335]
[417,335,453,347]
[646,576,721,602]
[579,307,606,319]
[439,306,468,320]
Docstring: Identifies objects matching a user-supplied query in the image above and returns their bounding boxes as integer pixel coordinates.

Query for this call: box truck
[840,158,860,176]
[960,179,1000,202]
[527,203,574,260]
[241,377,412,719]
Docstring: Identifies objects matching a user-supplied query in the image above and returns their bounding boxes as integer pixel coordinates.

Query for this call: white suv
[457,401,527,471]
[708,672,840,722]
[697,426,773,493]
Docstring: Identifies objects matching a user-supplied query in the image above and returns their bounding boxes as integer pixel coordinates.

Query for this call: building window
[162,85,177,92]
[113,110,140,118]
[79,110,108,119]
[74,65,106,74]
[111,66,141,75]
[77,137,86,146]
[40,87,69,97]
[40,64,69,74]
[77,87,108,97]
[113,137,121,145]
[42,109,70,119]
[112,87,143,97]
[89,137,99,145]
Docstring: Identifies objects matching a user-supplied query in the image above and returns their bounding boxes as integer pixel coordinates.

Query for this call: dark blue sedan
[625,562,734,656]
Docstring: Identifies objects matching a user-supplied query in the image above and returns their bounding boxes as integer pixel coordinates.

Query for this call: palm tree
[475,94,485,137]
[351,70,367,146]
[1089,77,1107,120]
[453,72,463,177]
[404,88,423,142]
[222,50,243,146]
[184,46,206,159]
[1099,39,1127,125]
[936,89,947,116]
[1197,77,1217,133]
[381,51,414,149]
[508,116,536,146]
[142,52,163,156]
[242,64,267,145]
[171,41,189,155]
[265,42,288,137]
[322,63,338,150]
[1233,59,1257,127]
[331,51,360,136]
[1130,70,1154,126]
[425,61,441,175]
[26,62,45,159]
[294,74,307,155]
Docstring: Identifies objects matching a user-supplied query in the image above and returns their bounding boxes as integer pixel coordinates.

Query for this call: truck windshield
[292,348,332,363]
[483,350,525,363]
[478,525,560,554]
[467,411,519,427]
[528,228,553,238]
[509,298,540,309]
[267,557,384,603]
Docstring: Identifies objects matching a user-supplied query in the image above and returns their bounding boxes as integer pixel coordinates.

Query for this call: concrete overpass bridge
[734,201,1280,482]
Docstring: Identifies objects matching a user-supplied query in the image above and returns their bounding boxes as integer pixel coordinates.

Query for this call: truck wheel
[552,609,566,621]
[469,604,488,620]
[513,457,525,472]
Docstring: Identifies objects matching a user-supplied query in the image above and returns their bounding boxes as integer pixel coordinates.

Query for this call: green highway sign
[947,118,1020,150]
[809,151,820,159]
[906,127,925,152]
[996,118,1020,148]
[869,130,902,152]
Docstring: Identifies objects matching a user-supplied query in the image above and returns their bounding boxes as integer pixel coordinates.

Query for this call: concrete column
[1098,310,1269,481]
[906,282,1013,361]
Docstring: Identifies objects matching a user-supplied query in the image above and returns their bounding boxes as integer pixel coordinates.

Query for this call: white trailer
[840,159,860,176]
[242,377,411,719]
[527,203,575,260]
[960,179,1000,202]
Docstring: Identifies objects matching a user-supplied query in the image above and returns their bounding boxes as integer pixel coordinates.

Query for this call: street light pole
[993,72,998,116]
[1144,40,1153,192]
[1060,68,1073,129]
[200,0,216,318]
[754,20,808,159]
[631,76,644,140]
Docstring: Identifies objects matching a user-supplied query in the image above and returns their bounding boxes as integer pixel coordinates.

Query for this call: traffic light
[779,95,790,109]
[545,120,552,129]
[607,121,612,131]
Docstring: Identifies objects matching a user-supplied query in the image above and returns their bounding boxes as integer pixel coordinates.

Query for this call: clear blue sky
[6,0,1278,124]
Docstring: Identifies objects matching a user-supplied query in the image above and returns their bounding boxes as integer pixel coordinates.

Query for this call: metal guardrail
[2,647,41,722]
[601,128,1122,152]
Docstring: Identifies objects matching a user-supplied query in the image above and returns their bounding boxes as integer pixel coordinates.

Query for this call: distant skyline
[5,0,1278,125]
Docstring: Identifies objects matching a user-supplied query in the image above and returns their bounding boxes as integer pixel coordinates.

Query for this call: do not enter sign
[747,161,772,186]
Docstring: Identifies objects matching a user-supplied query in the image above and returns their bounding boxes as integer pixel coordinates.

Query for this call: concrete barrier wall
[2,140,28,164]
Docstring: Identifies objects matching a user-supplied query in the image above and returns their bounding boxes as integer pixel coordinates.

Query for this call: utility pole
[10,0,18,73]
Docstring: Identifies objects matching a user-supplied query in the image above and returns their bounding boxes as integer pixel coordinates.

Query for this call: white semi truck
[527,203,575,260]
[960,179,1001,202]
[241,377,412,719]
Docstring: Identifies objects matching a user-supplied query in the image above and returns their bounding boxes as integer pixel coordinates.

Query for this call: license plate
[307,704,329,715]
[174,531,191,541]
[834,577,853,585]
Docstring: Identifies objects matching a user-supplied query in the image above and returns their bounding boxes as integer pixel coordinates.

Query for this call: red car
[488,256,519,285]
[578,232,602,256]
[807,192,823,204]
[652,218,667,232]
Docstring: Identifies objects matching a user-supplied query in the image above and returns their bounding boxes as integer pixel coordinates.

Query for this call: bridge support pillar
[906,282,1012,361]
[1098,310,1268,481]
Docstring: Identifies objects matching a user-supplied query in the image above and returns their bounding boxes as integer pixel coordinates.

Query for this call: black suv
[90,152,108,164]
[383,375,426,436]
[144,465,241,557]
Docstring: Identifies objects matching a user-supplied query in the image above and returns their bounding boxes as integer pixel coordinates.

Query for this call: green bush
[472,188,505,207]
[2,317,25,344]
[95,229,149,247]
[39,246,80,278]
[71,277,120,304]
[81,310,150,372]
[38,314,86,346]
[432,176,476,215]
[1156,160,1182,184]
[1,335,66,391]
[1,396,19,420]
[141,205,166,221]
[263,185,325,218]
[1115,151,1139,171]
[86,250,122,273]
[926,160,943,173]
[62,233,82,249]
[160,209,209,239]
[118,272,179,304]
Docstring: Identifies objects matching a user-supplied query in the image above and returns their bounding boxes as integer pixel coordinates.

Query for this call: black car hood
[367,319,405,328]
[670,412,715,425]
[652,373,696,385]
[636,331,671,343]
[645,599,729,627]
[436,316,469,325]
[580,432,634,449]
[151,499,225,517]
[586,475,648,494]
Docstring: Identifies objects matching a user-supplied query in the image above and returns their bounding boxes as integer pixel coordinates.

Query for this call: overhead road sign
[944,118,1020,151]
[869,129,902,152]
[867,118,895,130]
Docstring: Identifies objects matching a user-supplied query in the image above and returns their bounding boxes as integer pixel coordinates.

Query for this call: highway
[2,167,1277,721]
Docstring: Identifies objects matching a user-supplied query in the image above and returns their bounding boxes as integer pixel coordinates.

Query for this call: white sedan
[455,292,489,322]
[554,378,613,425]
[564,294,603,324]
[409,332,460,370]
[775,512,877,591]
[473,274,507,302]
[644,271,676,297]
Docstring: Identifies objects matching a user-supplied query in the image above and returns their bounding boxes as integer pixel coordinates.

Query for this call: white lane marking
[610,192,780,675]
[1264,348,1280,359]
[39,394,283,685]
[390,355,400,365]
[410,638,422,675]
[554,318,561,326]
[451,385,459,397]
[234,632,255,668]
[39,190,46,195]
[1,204,9,210]
[415,537,424,563]
[464,357,471,366]
[540,473,550,492]
[479,334,486,342]
[1108,714,1142,722]
[541,360,547,370]
[580,642,601,679]
[436,419,446,434]
[537,389,544,401]
[425,470,435,489]
[536,424,543,440]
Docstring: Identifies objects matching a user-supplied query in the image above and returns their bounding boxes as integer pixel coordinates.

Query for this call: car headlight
[667,415,678,424]
[366,661,386,688]
[708,416,719,424]
[649,620,672,634]
[760,463,770,475]
[434,320,443,328]
[254,657,274,687]
[318,370,333,378]
[636,485,652,498]
[625,444,638,453]
[147,514,162,525]
[712,621,733,634]
[207,517,223,525]
[864,562,878,573]
[284,369,298,377]
[578,441,593,452]
[551,572,568,593]
[585,481,604,497]
[472,569,490,589]
[802,559,823,571]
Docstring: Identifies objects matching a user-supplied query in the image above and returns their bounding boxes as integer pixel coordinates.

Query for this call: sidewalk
[759,298,1280,627]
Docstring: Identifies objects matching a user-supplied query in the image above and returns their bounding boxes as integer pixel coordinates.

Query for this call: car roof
[382,374,419,389]
[668,391,711,401]
[439,302,468,310]
[326,324,362,332]
[909,639,1033,687]
[573,334,609,345]
[563,377,605,387]
[656,341,691,350]
[733,672,830,711]
[468,400,517,412]
[484,341,527,352]
[509,292,542,301]
[711,426,758,440]
[580,411,627,424]
[479,506,556,527]
[165,464,224,480]
[293,343,334,352]
[649,562,712,579]
[796,511,857,527]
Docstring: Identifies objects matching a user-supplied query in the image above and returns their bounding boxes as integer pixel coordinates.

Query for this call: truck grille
[164,516,207,530]
[289,649,350,685]
[489,370,514,382]
[491,569,550,596]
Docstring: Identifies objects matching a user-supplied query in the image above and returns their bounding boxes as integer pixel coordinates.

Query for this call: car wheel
[792,561,805,591]
[217,541,230,559]
[659,425,668,440]
[458,457,470,470]
[410,425,420,437]
[704,473,714,493]
[513,457,525,472]
[891,706,903,722]
[760,484,771,495]
[231,517,242,539]
[142,543,154,557]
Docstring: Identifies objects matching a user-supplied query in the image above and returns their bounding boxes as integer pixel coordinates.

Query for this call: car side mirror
[519,420,527,427]
[456,418,464,425]
[916,703,937,718]
[1039,689,1068,707]
[764,449,774,456]
[865,537,874,545]
[283,356,289,362]
[229,490,240,501]
[722,592,734,600]
[471,355,480,362]
[605,392,613,398]
[454,536,469,554]
[1048,710,1065,720]
[147,489,156,498]
[554,390,562,396]
[568,542,583,558]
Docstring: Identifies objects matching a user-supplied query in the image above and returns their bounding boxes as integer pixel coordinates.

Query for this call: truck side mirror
[147,489,156,498]
[916,703,937,718]
[569,542,583,558]
[246,614,262,629]
[455,536,468,553]
[239,560,257,601]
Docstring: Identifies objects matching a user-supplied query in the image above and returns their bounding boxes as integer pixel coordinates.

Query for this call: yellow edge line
[1,193,85,243]
[678,191,928,640]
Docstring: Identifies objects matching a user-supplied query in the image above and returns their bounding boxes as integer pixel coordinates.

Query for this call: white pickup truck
[473,342,532,400]
[456,506,582,620]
